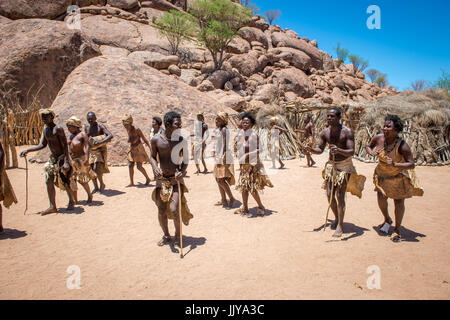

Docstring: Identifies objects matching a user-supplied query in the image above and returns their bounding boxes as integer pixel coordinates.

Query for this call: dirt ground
[1,146,449,299]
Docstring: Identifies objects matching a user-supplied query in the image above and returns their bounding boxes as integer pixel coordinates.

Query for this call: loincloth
[236,162,273,193]
[71,156,97,187]
[0,168,18,208]
[214,163,235,186]
[373,163,424,200]
[322,157,366,198]
[151,177,194,226]
[44,154,73,191]
[89,145,110,174]
[127,143,150,163]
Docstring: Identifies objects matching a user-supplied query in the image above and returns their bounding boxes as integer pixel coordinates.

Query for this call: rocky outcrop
[272,68,314,98]
[0,0,71,20]
[107,0,139,10]
[39,56,233,163]
[0,19,100,109]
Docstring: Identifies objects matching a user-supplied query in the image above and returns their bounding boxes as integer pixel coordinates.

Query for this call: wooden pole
[177,179,183,258]
[324,153,336,231]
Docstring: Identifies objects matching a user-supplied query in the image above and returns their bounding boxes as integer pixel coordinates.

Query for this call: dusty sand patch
[1,146,449,299]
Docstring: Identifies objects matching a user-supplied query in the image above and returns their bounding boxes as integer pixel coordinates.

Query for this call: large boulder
[272,68,315,98]
[207,70,232,89]
[0,19,100,110]
[226,36,250,54]
[239,27,269,49]
[227,51,260,77]
[252,84,280,104]
[100,45,130,57]
[80,15,169,53]
[0,0,71,19]
[267,47,312,71]
[271,32,334,71]
[0,15,11,24]
[107,0,139,9]
[39,56,233,163]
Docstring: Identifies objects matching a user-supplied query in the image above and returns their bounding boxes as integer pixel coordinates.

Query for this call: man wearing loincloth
[234,112,273,216]
[306,107,366,237]
[84,112,113,193]
[213,112,238,208]
[150,111,193,247]
[1,140,18,233]
[295,113,316,167]
[66,116,95,204]
[269,116,287,169]
[193,112,209,174]
[122,114,151,187]
[366,114,423,242]
[20,109,76,215]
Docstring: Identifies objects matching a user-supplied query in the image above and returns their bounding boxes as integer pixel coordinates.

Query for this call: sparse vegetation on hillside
[264,9,281,25]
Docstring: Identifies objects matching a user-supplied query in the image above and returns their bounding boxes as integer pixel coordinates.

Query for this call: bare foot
[145,179,151,186]
[125,183,135,188]
[87,195,93,204]
[310,160,316,167]
[229,199,239,208]
[40,207,58,216]
[390,229,402,242]
[202,169,208,174]
[332,226,343,237]
[92,188,99,194]
[377,218,393,229]
[257,207,265,216]
[330,221,338,230]
[173,235,182,248]
[279,163,285,169]
[100,183,106,192]
[214,200,227,207]
[0,226,4,234]
[66,202,75,211]
[157,235,171,247]
[235,207,249,215]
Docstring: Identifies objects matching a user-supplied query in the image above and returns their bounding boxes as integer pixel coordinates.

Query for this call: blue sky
[252,0,450,90]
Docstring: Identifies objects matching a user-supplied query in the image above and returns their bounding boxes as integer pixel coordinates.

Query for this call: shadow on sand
[100,189,126,197]
[0,229,27,240]
[169,235,207,257]
[312,219,370,242]
[373,225,426,242]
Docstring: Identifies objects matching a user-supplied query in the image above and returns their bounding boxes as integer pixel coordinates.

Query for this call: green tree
[334,42,349,67]
[432,69,450,92]
[153,10,197,55]
[366,69,380,83]
[264,9,281,25]
[374,73,388,88]
[189,0,252,71]
[348,54,369,72]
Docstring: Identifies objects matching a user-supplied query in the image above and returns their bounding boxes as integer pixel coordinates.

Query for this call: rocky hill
[0,0,399,163]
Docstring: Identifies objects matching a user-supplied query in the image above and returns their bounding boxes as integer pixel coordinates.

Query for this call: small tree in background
[189,0,252,71]
[334,42,349,67]
[239,0,259,14]
[348,54,369,72]
[366,69,380,83]
[411,80,428,92]
[374,73,388,88]
[432,69,450,92]
[153,10,197,55]
[264,9,281,25]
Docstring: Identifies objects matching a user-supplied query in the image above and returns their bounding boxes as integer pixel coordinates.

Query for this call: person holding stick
[84,112,113,193]
[306,107,365,237]
[295,113,316,167]
[366,114,423,242]
[0,140,18,233]
[66,116,95,204]
[122,114,152,187]
[20,109,76,215]
[150,111,193,247]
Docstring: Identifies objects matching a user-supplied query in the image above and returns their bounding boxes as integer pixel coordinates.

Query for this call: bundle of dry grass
[351,90,450,165]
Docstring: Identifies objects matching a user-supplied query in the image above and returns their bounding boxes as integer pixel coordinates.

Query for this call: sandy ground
[1,145,449,300]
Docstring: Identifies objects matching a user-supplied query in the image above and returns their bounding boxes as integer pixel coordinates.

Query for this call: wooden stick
[177,179,183,258]
[24,155,28,215]
[324,153,336,231]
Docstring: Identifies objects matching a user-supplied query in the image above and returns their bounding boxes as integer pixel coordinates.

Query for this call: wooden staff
[24,155,28,215]
[177,179,183,258]
[324,153,336,231]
